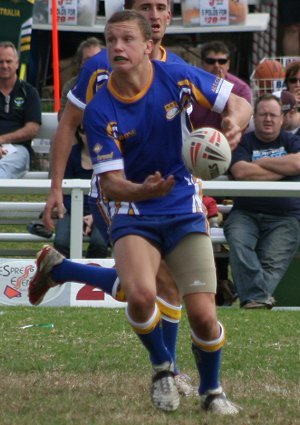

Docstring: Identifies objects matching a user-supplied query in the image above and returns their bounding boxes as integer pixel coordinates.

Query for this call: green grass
[0,306,299,425]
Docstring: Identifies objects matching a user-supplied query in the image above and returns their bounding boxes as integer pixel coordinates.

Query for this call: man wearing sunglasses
[190,40,252,131]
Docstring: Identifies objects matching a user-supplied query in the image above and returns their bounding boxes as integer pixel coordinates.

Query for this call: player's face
[201,51,230,79]
[106,21,153,72]
[132,1,171,42]
[0,47,19,81]
[254,100,283,141]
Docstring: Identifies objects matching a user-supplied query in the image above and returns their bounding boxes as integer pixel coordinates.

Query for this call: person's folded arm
[230,160,284,181]
[255,152,300,176]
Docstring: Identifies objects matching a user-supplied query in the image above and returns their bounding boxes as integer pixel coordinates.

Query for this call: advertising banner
[0,0,35,63]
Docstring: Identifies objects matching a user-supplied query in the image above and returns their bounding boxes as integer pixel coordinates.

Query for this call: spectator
[279,90,300,135]
[283,61,300,106]
[190,40,252,130]
[0,41,41,178]
[189,40,249,305]
[53,125,108,259]
[278,0,300,56]
[58,37,103,120]
[224,93,300,309]
[203,195,237,306]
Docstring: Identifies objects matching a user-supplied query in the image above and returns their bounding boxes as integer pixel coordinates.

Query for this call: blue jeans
[0,145,29,178]
[54,212,108,258]
[223,209,300,305]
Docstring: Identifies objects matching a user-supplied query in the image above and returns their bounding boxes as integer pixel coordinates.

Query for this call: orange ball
[254,60,285,93]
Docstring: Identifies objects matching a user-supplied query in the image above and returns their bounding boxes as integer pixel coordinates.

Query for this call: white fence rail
[1,179,300,258]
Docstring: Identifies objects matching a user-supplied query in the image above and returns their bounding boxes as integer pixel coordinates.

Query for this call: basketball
[254,59,285,92]
[182,128,231,180]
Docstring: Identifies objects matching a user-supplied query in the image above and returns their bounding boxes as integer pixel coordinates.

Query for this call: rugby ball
[182,127,232,180]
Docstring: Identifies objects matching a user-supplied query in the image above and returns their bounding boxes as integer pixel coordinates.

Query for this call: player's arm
[100,170,175,202]
[230,160,284,181]
[255,152,300,176]
[43,101,83,230]
[221,93,253,150]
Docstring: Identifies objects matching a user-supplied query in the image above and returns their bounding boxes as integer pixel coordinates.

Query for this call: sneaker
[174,373,197,397]
[201,387,241,415]
[151,370,180,411]
[28,245,65,306]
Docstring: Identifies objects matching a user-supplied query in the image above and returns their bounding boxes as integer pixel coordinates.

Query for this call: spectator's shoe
[241,297,275,310]
[201,387,241,415]
[28,245,65,306]
[174,373,197,397]
[151,363,180,411]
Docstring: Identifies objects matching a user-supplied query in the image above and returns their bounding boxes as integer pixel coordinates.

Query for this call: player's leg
[156,261,181,368]
[92,195,189,390]
[113,233,180,411]
[28,245,120,305]
[165,232,240,415]
[156,261,195,396]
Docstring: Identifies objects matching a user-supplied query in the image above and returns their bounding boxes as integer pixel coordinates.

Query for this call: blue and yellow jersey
[83,60,233,217]
[68,46,186,108]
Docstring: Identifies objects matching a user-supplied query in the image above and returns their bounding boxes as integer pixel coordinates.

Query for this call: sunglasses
[287,77,300,84]
[204,58,229,65]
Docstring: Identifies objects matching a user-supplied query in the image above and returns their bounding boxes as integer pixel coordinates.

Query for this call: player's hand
[43,188,65,230]
[221,117,242,150]
[83,214,93,236]
[143,171,175,197]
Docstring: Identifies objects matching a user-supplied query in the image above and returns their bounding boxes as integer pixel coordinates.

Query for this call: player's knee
[126,286,156,310]
[189,312,220,341]
[192,322,225,352]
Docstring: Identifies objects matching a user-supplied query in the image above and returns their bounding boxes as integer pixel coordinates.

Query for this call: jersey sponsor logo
[93,143,103,154]
[14,96,25,108]
[165,101,180,120]
[211,77,222,93]
[97,152,114,161]
[106,121,118,138]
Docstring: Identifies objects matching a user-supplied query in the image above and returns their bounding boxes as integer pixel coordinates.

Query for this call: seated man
[0,41,41,178]
[190,40,252,130]
[224,93,300,309]
[53,126,109,259]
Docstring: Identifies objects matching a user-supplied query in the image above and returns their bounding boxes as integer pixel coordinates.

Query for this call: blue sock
[139,325,173,366]
[192,343,222,394]
[51,259,118,296]
[126,305,172,367]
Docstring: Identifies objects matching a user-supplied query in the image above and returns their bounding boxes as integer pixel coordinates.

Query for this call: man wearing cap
[223,93,300,309]
[280,90,300,135]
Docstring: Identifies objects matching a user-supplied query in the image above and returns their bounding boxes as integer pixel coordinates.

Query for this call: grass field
[0,306,299,425]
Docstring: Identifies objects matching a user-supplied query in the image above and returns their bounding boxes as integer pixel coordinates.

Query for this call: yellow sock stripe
[156,296,182,322]
[111,277,126,302]
[126,304,161,335]
[191,322,225,352]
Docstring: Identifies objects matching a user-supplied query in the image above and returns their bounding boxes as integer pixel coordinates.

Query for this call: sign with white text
[200,0,229,26]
